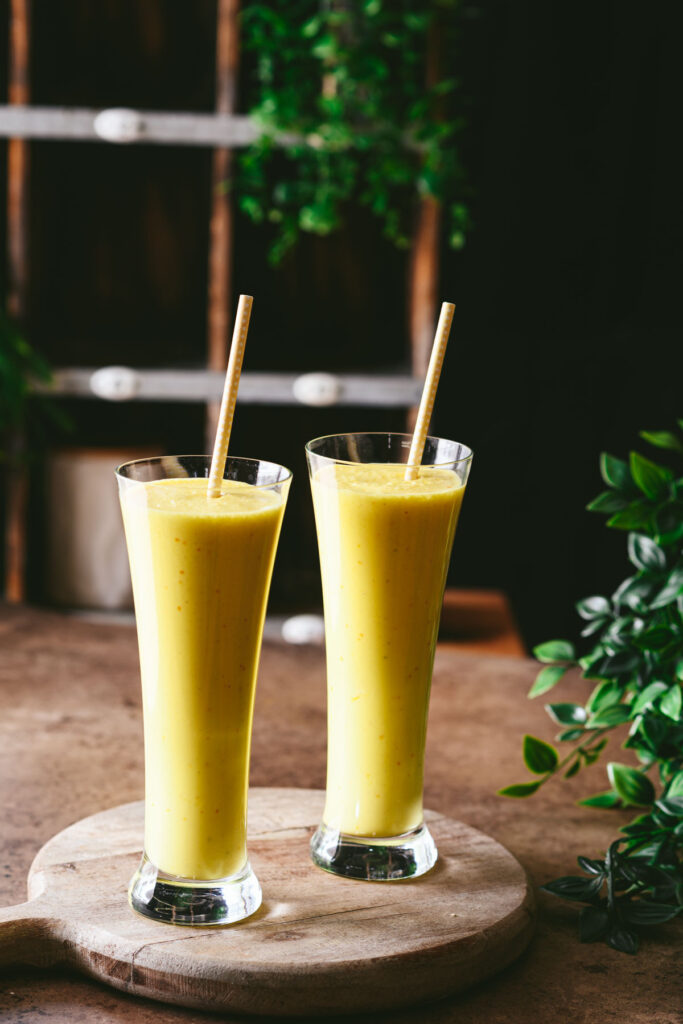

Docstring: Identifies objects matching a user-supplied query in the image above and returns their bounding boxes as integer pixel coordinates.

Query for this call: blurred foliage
[238,0,469,262]
[0,311,69,465]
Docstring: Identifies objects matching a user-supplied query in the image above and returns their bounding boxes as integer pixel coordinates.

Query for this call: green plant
[500,422,683,953]
[238,1,468,263]
[0,311,66,462]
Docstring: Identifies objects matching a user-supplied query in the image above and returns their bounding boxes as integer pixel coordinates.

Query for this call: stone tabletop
[0,606,679,1023]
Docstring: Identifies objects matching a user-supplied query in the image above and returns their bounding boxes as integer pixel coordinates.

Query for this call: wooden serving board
[0,788,535,1017]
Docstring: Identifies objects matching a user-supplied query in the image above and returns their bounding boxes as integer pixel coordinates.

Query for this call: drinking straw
[207,294,254,498]
[405,301,455,481]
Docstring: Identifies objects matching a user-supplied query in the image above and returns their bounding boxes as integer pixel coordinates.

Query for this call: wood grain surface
[0,790,534,1016]
[0,606,680,1023]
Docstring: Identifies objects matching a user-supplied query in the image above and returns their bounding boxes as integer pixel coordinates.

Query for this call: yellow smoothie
[312,463,465,838]
[121,477,286,880]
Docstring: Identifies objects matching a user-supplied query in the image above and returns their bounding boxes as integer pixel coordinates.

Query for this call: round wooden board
[0,788,535,1017]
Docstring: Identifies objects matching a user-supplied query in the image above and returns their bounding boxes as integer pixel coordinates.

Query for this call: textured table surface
[0,605,679,1023]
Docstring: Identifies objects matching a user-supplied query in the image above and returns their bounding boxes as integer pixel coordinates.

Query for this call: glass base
[310,821,437,881]
[128,852,262,926]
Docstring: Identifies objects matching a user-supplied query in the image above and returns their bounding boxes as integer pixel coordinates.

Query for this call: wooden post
[407,15,445,424]
[4,0,32,603]
[409,196,441,381]
[205,0,240,451]
[7,0,31,323]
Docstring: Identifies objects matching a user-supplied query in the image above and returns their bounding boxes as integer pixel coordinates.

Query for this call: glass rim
[115,454,293,488]
[304,431,473,468]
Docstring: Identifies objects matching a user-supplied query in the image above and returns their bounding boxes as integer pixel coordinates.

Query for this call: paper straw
[405,301,455,481]
[207,294,254,498]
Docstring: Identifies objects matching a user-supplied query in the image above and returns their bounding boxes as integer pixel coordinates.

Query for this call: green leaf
[600,453,633,491]
[301,16,321,37]
[614,578,657,613]
[558,727,584,741]
[497,781,541,798]
[580,615,609,638]
[639,430,683,454]
[655,796,683,817]
[620,900,680,926]
[579,646,606,673]
[565,759,581,778]
[523,734,559,774]
[579,789,620,808]
[577,856,605,876]
[632,681,668,714]
[650,567,683,608]
[545,702,588,726]
[541,874,604,902]
[630,451,673,500]
[586,491,629,514]
[579,905,609,942]
[533,639,575,663]
[607,763,655,806]
[528,664,567,698]
[607,502,654,530]
[660,684,682,721]
[654,504,683,546]
[587,680,622,713]
[627,533,666,572]
[576,596,611,620]
[667,769,683,798]
[590,651,640,678]
[621,816,656,836]
[632,627,673,651]
[607,924,639,954]
[639,715,667,753]
[628,839,664,861]
[588,704,631,728]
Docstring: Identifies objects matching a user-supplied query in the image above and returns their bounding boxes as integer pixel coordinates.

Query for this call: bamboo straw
[207,294,253,498]
[404,301,455,481]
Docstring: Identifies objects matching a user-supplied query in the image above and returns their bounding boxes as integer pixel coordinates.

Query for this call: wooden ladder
[2,0,446,602]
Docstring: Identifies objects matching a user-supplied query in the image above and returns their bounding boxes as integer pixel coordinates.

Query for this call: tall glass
[117,455,291,925]
[306,433,472,880]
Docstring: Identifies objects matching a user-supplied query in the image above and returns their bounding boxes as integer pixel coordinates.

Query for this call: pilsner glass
[306,433,472,880]
[117,455,291,924]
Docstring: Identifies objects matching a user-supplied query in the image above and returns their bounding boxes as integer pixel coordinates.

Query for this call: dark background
[1,2,681,647]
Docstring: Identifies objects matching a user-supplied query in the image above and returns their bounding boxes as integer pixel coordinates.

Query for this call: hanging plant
[501,422,683,954]
[0,311,68,465]
[238,0,468,263]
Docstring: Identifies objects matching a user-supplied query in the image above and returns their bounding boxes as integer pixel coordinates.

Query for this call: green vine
[501,422,683,953]
[238,0,468,263]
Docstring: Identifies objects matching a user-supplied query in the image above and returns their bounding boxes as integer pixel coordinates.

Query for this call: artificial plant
[238,0,468,262]
[501,422,683,953]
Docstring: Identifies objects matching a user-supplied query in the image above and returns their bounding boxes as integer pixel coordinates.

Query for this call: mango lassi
[311,462,466,839]
[121,474,287,882]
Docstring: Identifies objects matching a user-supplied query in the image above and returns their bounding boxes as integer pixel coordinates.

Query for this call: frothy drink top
[314,463,463,497]
[131,478,282,516]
